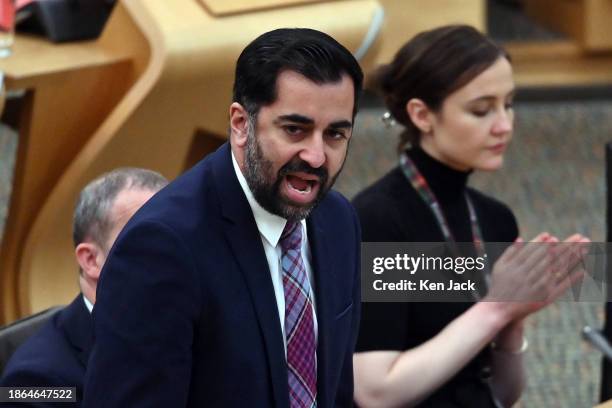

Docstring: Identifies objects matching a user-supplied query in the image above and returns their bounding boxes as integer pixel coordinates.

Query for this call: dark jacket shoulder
[1,296,90,388]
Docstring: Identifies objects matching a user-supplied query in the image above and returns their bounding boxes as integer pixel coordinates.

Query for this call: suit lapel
[213,144,289,408]
[307,212,336,408]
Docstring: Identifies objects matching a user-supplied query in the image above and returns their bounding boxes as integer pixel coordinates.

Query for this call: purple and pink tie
[280,221,317,408]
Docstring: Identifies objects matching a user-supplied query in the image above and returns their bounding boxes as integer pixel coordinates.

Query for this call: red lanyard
[400,152,490,294]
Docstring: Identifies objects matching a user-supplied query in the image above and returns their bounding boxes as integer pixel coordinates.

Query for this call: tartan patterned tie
[280,221,317,408]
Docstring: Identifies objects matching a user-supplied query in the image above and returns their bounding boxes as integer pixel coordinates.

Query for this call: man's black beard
[243,131,338,222]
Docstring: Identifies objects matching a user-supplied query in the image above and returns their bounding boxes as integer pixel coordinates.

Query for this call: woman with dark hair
[352,25,587,407]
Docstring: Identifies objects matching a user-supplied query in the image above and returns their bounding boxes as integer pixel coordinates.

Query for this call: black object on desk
[16,0,116,43]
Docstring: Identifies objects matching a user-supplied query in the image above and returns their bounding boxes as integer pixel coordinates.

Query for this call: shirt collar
[232,150,298,248]
[82,294,94,314]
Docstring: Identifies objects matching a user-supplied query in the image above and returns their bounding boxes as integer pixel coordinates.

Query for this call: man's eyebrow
[329,120,353,129]
[275,114,314,125]
[274,115,353,130]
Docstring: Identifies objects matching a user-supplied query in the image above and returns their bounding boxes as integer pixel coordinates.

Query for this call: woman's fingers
[546,267,586,304]
[497,237,524,264]
[489,234,590,317]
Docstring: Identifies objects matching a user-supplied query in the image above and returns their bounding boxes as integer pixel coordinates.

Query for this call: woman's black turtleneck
[406,146,473,242]
[352,146,518,408]
[353,146,518,244]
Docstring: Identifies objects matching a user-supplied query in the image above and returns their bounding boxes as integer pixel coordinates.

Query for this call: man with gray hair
[0,167,167,406]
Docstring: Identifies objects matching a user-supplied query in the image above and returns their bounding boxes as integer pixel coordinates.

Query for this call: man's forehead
[273,70,354,96]
[264,71,355,123]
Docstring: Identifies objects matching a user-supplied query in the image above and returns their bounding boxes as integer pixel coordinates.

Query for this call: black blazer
[0,296,93,407]
[83,143,361,407]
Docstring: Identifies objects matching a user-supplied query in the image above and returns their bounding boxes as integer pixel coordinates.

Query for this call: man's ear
[406,98,434,134]
[229,102,250,148]
[75,242,104,283]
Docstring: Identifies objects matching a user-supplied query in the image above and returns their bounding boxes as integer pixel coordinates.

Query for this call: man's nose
[299,135,326,168]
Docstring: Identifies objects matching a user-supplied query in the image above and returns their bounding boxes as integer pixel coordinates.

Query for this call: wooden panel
[204,0,486,64]
[584,0,612,50]
[525,0,612,51]
[373,0,485,67]
[524,0,584,43]
[0,37,131,84]
[141,0,382,138]
[507,40,612,87]
[200,0,324,16]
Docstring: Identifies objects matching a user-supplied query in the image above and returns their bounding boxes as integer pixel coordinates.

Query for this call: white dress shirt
[83,294,94,313]
[231,151,318,354]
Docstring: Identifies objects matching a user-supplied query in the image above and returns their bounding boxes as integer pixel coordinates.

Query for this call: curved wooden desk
[0,0,385,323]
[0,5,144,323]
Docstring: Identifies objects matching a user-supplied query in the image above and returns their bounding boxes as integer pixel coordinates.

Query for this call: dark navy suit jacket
[83,143,361,407]
[0,296,92,407]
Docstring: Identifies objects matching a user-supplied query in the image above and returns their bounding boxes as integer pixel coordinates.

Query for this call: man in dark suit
[83,28,363,407]
[0,168,168,406]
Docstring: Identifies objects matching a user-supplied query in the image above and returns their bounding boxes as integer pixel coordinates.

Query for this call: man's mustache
[278,159,328,182]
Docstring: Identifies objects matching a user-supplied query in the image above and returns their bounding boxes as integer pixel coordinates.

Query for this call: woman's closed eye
[471,107,491,117]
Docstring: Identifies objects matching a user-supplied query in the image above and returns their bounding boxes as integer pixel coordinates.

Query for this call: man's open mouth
[283,173,321,204]
[286,174,316,194]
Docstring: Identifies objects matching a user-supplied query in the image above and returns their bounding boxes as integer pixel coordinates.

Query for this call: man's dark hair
[233,28,364,119]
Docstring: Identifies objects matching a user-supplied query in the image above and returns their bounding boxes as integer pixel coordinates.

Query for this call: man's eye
[327,130,347,140]
[284,125,302,135]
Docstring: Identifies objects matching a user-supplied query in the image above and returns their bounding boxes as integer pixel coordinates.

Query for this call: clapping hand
[485,232,589,320]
